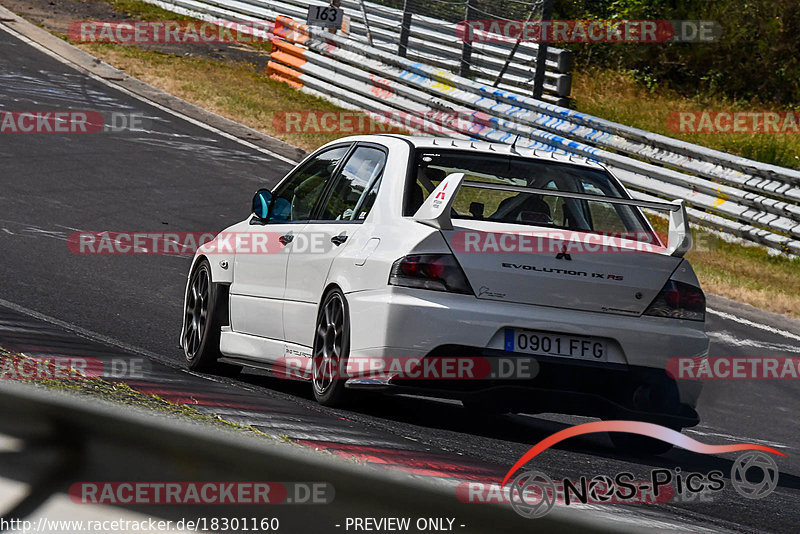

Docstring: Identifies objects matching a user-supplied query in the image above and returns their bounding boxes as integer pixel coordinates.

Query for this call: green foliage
[555,0,800,105]
[372,0,799,105]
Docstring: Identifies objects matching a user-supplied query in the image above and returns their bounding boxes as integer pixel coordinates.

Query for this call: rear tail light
[389,254,473,294]
[643,280,705,321]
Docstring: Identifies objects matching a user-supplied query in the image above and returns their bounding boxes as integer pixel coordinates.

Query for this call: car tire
[182,258,241,376]
[312,288,351,407]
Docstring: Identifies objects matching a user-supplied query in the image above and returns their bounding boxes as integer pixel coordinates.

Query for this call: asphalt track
[1,20,799,534]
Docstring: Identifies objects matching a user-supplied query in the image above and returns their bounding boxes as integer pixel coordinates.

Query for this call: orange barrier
[268,16,308,88]
[272,15,309,45]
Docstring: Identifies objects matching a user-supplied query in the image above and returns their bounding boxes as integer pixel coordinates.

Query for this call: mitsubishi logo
[555,244,572,261]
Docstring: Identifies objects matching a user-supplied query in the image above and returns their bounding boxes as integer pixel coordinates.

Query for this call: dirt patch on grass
[4,0,122,35]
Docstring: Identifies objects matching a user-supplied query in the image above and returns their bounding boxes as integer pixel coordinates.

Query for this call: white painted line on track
[0,297,231,388]
[0,297,176,366]
[707,307,800,343]
[683,428,789,450]
[707,330,800,353]
[0,22,301,167]
[0,299,273,392]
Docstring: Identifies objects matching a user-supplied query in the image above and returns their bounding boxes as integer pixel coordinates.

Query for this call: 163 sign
[307,6,343,29]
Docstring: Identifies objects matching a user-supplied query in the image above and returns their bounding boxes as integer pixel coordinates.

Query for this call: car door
[229,144,351,346]
[283,144,388,348]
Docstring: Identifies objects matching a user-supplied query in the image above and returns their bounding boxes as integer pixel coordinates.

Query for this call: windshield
[406,150,651,236]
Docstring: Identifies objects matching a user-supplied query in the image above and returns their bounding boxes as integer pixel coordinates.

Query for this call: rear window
[405,150,649,234]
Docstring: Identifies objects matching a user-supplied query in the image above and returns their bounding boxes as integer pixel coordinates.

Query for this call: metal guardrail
[150,0,572,105]
[147,0,800,254]
[0,381,626,532]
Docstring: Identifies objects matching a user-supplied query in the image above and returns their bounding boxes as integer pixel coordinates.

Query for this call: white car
[181,135,708,451]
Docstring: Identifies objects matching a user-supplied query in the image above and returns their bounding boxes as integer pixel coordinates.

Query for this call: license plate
[504,329,607,362]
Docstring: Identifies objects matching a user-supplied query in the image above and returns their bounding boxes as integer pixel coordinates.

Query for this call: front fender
[190,247,234,285]
[178,223,243,348]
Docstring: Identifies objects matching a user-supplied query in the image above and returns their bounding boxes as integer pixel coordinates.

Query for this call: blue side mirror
[252,189,273,220]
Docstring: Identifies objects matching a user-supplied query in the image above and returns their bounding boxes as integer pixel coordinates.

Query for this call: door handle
[279,234,294,245]
[330,234,348,246]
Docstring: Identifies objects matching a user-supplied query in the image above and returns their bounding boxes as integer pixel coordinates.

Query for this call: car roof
[341,134,605,171]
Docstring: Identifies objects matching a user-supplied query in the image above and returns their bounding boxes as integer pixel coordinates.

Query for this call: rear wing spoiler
[412,173,692,257]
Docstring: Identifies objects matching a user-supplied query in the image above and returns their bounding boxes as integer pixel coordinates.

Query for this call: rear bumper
[354,348,699,428]
[346,287,708,419]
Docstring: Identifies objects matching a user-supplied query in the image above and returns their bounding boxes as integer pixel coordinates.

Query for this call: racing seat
[492,193,552,224]
[407,168,447,214]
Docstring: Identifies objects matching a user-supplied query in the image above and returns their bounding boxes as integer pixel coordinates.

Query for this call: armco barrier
[0,381,623,533]
[263,16,800,255]
[148,0,572,105]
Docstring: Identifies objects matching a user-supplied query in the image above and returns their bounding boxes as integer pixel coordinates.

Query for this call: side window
[319,146,386,221]
[355,176,382,220]
[271,145,350,222]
